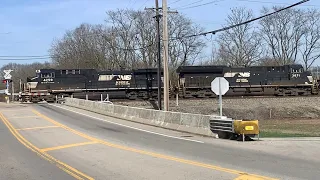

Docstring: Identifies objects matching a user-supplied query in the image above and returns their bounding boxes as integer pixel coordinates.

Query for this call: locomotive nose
[305,71,314,83]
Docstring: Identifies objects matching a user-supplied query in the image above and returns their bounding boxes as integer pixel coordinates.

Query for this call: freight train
[19,64,319,103]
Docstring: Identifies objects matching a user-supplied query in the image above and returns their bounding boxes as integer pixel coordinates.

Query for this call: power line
[126,0,139,9]
[174,0,310,39]
[0,57,51,60]
[126,0,133,9]
[0,32,11,35]
[168,0,183,5]
[0,43,155,60]
[0,55,50,58]
[173,0,205,9]
[139,0,151,9]
[114,43,154,50]
[235,0,320,7]
[177,0,224,10]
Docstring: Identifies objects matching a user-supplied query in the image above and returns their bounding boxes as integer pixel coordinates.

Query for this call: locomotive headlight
[307,76,313,83]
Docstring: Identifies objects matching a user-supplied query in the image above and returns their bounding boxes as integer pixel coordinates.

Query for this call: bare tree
[106,9,157,69]
[299,9,320,70]
[50,23,109,69]
[167,13,206,84]
[259,6,305,65]
[49,9,206,75]
[258,57,281,66]
[168,14,206,67]
[216,7,262,66]
[196,44,220,65]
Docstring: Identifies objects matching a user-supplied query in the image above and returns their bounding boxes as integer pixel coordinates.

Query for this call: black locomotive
[24,68,164,101]
[177,64,318,98]
[22,64,318,102]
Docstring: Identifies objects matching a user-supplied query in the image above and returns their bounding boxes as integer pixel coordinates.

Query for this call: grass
[259,119,320,138]
[259,131,313,138]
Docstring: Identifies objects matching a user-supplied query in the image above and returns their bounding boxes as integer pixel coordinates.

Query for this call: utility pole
[155,0,162,110]
[11,81,14,101]
[146,1,177,111]
[162,0,169,111]
[19,79,22,92]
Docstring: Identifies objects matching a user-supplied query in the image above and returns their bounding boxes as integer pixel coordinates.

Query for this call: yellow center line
[0,109,28,112]
[41,141,98,152]
[16,126,60,131]
[8,116,39,119]
[31,109,278,180]
[235,175,268,180]
[0,112,94,180]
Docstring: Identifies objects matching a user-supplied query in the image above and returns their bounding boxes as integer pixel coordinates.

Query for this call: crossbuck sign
[3,69,13,80]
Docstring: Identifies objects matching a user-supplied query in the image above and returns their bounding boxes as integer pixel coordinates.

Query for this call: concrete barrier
[64,98,217,137]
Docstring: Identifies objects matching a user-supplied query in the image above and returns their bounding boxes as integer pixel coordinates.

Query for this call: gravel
[112,96,320,120]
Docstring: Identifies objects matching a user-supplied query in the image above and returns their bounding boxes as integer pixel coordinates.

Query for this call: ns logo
[116,75,132,81]
[224,72,250,78]
[237,72,250,77]
[103,75,132,81]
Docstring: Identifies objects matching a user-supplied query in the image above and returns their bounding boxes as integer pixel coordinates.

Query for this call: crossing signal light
[2,79,12,84]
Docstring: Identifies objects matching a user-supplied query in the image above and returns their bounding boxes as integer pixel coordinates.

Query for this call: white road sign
[211,77,229,95]
[211,77,229,117]
[3,69,13,80]
[4,74,12,79]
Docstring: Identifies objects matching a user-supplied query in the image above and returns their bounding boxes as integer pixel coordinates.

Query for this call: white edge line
[48,104,204,144]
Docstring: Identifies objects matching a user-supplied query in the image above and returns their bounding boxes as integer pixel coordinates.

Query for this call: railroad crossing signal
[211,77,229,95]
[211,77,229,117]
[2,79,12,84]
[3,69,13,80]
[3,70,13,98]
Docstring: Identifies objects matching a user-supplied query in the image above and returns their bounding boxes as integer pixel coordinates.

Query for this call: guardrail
[210,116,259,141]
[63,98,259,141]
[63,98,217,137]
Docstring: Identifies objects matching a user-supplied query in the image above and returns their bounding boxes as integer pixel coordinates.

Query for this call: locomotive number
[116,81,130,86]
[41,78,54,84]
[236,78,248,83]
[291,73,301,78]
[43,78,53,82]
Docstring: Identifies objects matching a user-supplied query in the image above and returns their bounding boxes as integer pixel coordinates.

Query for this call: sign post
[211,77,229,117]
[3,70,13,102]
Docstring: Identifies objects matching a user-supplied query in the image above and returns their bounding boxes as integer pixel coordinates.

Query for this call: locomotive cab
[25,69,56,92]
[288,64,314,84]
[39,69,56,84]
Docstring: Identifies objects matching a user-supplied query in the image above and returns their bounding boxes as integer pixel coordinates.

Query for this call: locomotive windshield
[40,72,55,78]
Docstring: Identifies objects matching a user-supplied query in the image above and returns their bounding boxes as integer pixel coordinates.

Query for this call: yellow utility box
[233,120,259,135]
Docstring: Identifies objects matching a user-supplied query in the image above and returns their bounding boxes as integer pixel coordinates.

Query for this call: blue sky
[0,0,319,67]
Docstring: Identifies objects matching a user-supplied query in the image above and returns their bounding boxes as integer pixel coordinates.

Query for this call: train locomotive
[22,68,164,102]
[21,64,318,103]
[177,64,318,98]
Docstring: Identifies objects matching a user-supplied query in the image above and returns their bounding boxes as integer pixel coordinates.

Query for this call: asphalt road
[0,102,319,180]
[0,105,75,180]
